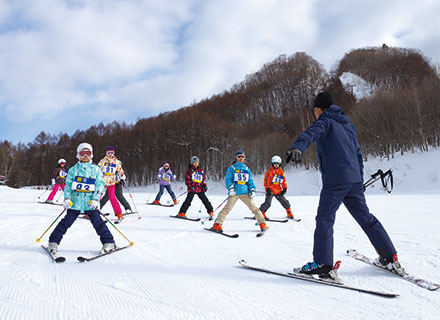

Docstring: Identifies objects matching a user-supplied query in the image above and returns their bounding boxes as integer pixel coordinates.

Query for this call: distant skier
[259,156,294,220]
[100,170,133,215]
[211,150,266,233]
[47,143,115,254]
[177,156,213,219]
[98,146,125,222]
[153,162,177,205]
[286,91,403,278]
[45,159,68,204]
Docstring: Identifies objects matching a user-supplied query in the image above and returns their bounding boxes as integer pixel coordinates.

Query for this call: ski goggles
[106,150,115,155]
[79,150,92,157]
[236,155,245,159]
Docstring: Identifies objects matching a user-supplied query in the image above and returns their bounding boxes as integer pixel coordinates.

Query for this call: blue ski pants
[49,209,115,245]
[313,182,396,266]
[155,184,176,201]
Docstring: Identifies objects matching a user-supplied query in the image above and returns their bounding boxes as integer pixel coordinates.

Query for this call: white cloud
[1,0,440,142]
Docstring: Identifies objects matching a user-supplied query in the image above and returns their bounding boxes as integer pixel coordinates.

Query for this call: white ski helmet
[76,142,93,160]
[271,155,282,164]
[58,158,66,164]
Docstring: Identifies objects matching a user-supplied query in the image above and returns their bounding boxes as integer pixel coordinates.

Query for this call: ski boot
[100,243,115,254]
[208,211,214,220]
[45,200,53,204]
[48,242,58,254]
[374,254,405,275]
[286,208,294,219]
[117,213,124,223]
[153,200,160,205]
[259,223,267,232]
[178,212,186,218]
[212,223,223,233]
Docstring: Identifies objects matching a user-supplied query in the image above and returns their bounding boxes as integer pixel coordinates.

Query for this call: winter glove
[89,200,99,210]
[173,174,177,179]
[286,148,303,164]
[249,189,255,199]
[265,188,272,195]
[63,199,73,209]
[228,187,236,196]
[204,185,208,192]
[282,188,287,195]
[189,186,195,192]
[51,179,56,186]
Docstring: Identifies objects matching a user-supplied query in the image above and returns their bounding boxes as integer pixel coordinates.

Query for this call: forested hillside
[1,45,439,187]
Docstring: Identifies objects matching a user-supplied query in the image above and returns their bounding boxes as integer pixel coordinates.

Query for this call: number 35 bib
[72,176,96,193]
[234,170,249,185]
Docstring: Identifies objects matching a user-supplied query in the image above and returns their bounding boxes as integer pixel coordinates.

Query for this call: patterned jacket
[185,165,207,193]
[51,166,69,185]
[64,161,105,213]
[98,156,124,187]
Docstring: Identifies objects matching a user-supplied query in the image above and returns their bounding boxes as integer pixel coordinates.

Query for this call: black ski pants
[179,192,213,214]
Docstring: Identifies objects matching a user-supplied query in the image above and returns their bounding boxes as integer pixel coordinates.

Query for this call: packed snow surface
[1,149,439,320]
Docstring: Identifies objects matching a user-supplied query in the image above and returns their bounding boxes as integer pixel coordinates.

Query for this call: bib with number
[234,169,249,185]
[59,170,68,179]
[272,174,284,185]
[192,172,203,183]
[162,173,171,181]
[103,163,117,176]
[71,176,96,193]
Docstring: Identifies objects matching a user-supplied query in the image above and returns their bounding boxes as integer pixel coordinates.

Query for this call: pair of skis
[146,202,176,207]
[42,244,131,263]
[244,216,301,223]
[240,249,440,298]
[203,226,268,238]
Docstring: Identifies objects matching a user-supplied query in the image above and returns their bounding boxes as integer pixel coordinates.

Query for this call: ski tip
[77,256,87,262]
[239,259,248,266]
[55,257,66,263]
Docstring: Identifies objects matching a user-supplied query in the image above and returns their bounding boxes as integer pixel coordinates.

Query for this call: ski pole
[37,186,51,199]
[56,189,63,202]
[201,196,229,224]
[36,208,66,242]
[100,211,134,246]
[123,183,141,220]
[168,190,187,204]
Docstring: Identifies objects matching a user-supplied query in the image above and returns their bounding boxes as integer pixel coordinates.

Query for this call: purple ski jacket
[157,167,175,186]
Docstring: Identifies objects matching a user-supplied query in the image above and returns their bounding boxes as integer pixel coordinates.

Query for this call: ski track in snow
[1,176,440,320]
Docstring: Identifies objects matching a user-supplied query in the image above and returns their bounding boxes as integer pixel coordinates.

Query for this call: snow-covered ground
[1,149,439,320]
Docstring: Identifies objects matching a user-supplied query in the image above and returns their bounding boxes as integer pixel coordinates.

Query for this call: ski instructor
[286,91,403,278]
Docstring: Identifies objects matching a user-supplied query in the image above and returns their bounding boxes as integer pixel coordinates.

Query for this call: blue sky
[1,0,440,143]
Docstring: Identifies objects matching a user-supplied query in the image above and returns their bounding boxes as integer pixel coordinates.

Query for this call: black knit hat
[314,92,333,109]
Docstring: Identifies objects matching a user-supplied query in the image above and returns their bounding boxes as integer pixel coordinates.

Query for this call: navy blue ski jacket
[290,105,364,185]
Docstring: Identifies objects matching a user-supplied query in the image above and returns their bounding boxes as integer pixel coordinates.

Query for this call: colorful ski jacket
[224,161,256,195]
[263,166,287,195]
[51,166,69,185]
[98,156,124,187]
[185,165,207,193]
[157,167,175,186]
[64,161,105,213]
[290,105,364,185]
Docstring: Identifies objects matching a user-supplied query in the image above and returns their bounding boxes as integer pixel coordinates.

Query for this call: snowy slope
[0,149,439,320]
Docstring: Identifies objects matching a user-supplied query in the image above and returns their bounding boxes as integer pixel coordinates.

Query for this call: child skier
[98,146,125,221]
[177,156,214,219]
[47,143,115,254]
[45,158,68,204]
[259,156,294,220]
[153,162,177,205]
[211,150,266,233]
